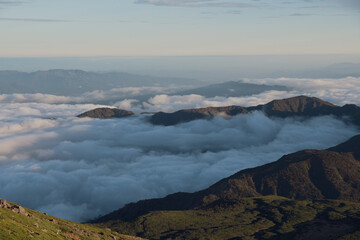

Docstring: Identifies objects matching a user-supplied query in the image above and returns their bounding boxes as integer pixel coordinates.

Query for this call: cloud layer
[113,77,359,113]
[0,86,168,105]
[0,77,359,221]
[1,77,358,113]
[0,104,357,221]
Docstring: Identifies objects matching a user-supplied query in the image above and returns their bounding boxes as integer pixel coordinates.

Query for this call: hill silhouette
[0,69,200,96]
[91,134,360,239]
[172,80,289,98]
[77,108,134,119]
[94,133,360,223]
[150,96,360,126]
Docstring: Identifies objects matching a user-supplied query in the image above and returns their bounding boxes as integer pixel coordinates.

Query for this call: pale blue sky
[0,0,359,57]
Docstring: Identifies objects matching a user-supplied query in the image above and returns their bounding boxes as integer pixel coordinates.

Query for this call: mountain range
[150,95,360,126]
[0,69,201,96]
[91,134,360,239]
[277,62,360,79]
[171,81,289,98]
[0,70,294,106]
[125,80,290,105]
[94,134,360,220]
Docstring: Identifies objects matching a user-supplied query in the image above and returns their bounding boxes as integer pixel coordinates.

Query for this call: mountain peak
[77,108,134,119]
[263,95,336,116]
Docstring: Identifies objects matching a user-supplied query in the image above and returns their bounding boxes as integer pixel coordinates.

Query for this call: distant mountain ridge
[172,80,289,98]
[150,96,360,126]
[0,69,201,96]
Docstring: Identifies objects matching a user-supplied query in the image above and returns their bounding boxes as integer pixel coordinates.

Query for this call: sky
[1,0,360,223]
[0,0,360,57]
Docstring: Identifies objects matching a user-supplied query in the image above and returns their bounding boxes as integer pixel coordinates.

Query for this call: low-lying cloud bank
[245,77,360,105]
[0,87,168,105]
[0,107,357,221]
[1,77,359,112]
[0,76,359,221]
[135,77,360,112]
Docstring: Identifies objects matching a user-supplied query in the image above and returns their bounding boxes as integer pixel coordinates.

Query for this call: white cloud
[0,118,56,137]
[115,99,139,109]
[0,87,169,105]
[2,77,359,113]
[135,77,360,113]
[244,76,360,105]
[0,102,114,121]
[142,91,294,112]
[0,76,359,222]
[0,106,357,221]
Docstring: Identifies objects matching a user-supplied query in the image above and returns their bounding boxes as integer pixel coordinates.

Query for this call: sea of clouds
[0,77,359,221]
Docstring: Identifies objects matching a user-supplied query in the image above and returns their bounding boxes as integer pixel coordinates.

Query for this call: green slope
[0,199,142,240]
[95,196,360,240]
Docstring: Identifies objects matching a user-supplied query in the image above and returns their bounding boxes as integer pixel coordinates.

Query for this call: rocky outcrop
[77,108,134,119]
[0,198,142,239]
[0,199,28,216]
[262,95,336,117]
[0,199,10,208]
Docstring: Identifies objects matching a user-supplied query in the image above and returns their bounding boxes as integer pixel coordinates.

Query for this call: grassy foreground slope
[96,196,360,240]
[0,199,142,240]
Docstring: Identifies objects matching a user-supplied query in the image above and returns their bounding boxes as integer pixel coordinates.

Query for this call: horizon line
[1,53,360,59]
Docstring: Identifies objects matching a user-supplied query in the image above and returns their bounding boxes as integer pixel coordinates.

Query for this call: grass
[0,199,142,240]
[96,196,360,240]
[3,195,360,239]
